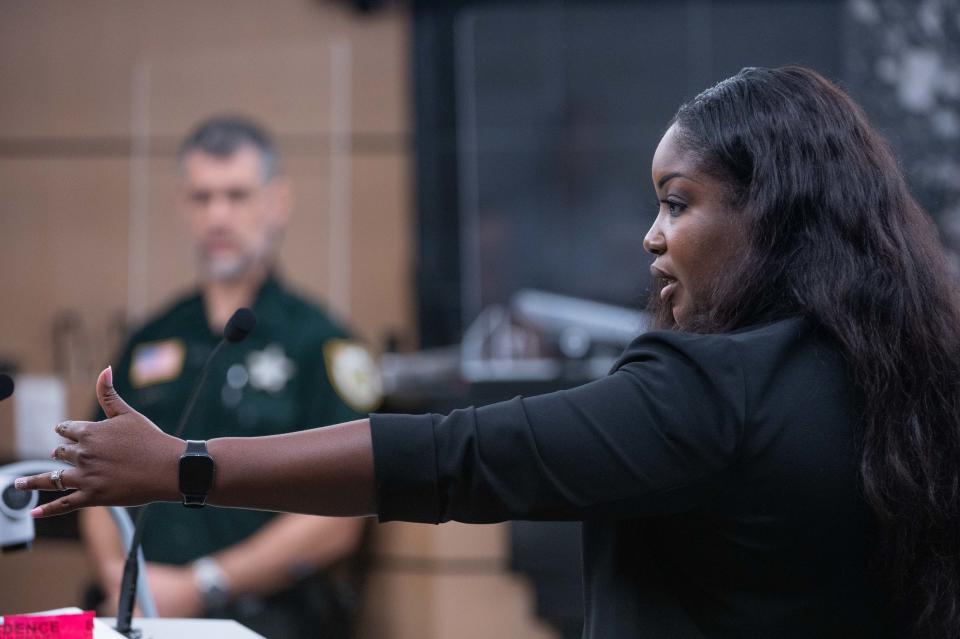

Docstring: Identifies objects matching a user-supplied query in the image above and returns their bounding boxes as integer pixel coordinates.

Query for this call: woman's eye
[661,199,686,216]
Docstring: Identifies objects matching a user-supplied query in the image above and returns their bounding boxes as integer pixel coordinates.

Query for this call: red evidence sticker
[0,611,94,639]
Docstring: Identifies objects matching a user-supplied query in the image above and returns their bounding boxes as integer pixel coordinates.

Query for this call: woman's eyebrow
[657,171,705,190]
[657,172,684,189]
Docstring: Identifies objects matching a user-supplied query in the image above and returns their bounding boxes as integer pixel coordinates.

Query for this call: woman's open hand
[15,366,183,517]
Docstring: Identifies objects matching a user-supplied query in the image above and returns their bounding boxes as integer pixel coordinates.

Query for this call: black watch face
[179,454,214,495]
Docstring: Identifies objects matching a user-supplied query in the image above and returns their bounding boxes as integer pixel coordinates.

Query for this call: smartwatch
[179,440,215,508]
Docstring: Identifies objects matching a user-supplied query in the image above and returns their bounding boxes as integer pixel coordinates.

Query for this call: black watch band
[179,439,215,508]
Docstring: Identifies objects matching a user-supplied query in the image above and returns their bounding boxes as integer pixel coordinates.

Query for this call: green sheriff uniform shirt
[97,276,381,565]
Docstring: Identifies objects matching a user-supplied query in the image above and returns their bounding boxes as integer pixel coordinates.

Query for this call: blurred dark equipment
[330,0,388,14]
[0,378,32,554]
[0,463,39,553]
[354,0,385,12]
[0,374,13,402]
[381,290,646,397]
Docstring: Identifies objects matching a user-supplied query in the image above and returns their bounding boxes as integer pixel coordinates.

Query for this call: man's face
[179,146,290,282]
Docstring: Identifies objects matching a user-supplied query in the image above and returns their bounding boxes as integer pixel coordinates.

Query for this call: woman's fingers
[16,406,181,515]
[13,468,77,490]
[52,442,79,465]
[55,420,88,443]
[31,491,88,518]
[9,422,85,489]
[14,468,78,492]
[15,469,88,516]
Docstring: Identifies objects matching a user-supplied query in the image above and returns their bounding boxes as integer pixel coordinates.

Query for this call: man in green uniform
[80,116,381,638]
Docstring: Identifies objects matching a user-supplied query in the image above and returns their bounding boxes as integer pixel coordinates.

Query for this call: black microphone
[171,307,256,441]
[0,374,13,402]
[115,307,256,637]
[223,307,256,344]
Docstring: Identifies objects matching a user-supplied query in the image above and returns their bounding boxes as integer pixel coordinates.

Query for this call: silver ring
[50,469,65,491]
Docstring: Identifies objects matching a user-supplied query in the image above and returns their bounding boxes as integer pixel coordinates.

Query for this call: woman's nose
[643,220,665,256]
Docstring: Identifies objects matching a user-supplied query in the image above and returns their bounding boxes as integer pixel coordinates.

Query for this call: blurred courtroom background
[1,0,957,637]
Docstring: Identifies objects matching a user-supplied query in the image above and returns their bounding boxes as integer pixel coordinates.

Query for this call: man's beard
[197,250,260,282]
[196,227,282,283]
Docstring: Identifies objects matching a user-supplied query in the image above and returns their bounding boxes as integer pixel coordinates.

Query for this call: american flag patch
[130,339,186,388]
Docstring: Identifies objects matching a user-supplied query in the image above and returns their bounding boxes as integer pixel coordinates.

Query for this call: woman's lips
[651,265,679,302]
[660,279,679,301]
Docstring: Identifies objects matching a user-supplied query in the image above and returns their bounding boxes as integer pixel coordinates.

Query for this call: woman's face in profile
[644,124,740,327]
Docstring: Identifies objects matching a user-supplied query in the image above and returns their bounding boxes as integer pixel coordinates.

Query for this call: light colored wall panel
[139,43,336,141]
[137,157,194,322]
[356,571,434,639]
[0,158,130,375]
[357,571,559,639]
[371,522,507,563]
[347,19,410,137]
[0,1,408,139]
[430,573,559,639]
[349,152,414,347]
[275,154,338,315]
[0,2,140,139]
[0,540,94,614]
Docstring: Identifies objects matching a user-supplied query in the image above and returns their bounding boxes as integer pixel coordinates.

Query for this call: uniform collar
[253,272,284,306]
[246,272,286,328]
[197,272,286,341]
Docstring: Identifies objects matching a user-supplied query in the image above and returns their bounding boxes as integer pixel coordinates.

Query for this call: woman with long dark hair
[19,66,959,638]
[653,66,960,637]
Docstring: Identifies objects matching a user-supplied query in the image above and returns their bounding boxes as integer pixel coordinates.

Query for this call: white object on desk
[99,617,266,638]
[13,376,67,459]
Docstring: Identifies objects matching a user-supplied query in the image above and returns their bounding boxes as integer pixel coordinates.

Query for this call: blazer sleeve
[371,331,747,524]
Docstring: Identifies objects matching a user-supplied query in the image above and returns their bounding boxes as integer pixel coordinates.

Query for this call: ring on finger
[50,469,65,491]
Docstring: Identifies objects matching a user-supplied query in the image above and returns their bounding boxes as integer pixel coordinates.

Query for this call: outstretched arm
[207,420,374,515]
[16,366,376,518]
[21,331,745,523]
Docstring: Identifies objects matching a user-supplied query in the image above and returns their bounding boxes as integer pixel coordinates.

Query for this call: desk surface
[98,617,265,639]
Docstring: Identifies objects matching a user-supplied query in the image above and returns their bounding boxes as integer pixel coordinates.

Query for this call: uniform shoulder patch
[130,339,186,388]
[322,339,383,413]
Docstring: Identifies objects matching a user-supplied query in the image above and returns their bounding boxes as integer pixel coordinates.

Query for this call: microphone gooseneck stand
[115,308,256,637]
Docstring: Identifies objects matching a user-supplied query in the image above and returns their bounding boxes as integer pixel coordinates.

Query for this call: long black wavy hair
[655,66,960,637]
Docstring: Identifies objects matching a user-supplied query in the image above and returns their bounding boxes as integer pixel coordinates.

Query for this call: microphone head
[0,374,13,402]
[224,308,257,343]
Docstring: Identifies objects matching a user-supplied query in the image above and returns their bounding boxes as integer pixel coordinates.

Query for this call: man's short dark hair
[177,116,280,181]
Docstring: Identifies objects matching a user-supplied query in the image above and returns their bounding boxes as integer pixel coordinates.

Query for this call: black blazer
[371,317,892,638]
